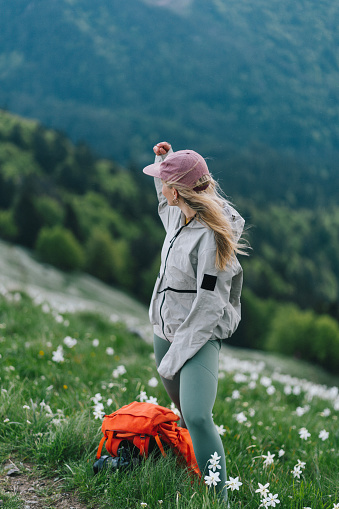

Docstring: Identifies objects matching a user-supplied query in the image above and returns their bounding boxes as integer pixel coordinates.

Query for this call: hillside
[0,283,338,507]
[0,0,338,173]
[1,109,339,374]
[0,239,152,342]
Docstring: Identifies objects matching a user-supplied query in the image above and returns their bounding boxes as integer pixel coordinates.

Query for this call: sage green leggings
[153,334,227,499]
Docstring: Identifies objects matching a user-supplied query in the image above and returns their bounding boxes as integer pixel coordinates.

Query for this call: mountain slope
[0,0,338,167]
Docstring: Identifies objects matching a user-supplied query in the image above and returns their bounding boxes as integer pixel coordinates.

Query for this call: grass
[0,289,338,509]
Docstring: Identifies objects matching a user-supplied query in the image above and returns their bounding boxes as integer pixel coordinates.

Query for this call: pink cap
[143,150,210,190]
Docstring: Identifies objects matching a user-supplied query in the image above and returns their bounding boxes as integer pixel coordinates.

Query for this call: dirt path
[0,462,88,509]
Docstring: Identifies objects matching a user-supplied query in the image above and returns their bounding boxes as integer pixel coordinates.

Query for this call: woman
[143,141,246,500]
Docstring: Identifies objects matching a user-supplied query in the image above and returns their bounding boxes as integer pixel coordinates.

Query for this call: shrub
[0,209,18,240]
[35,196,65,227]
[265,304,339,373]
[86,229,116,282]
[35,225,85,271]
[229,288,277,349]
[86,229,133,288]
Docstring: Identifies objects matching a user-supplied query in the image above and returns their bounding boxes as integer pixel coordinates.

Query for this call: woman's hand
[153,141,172,156]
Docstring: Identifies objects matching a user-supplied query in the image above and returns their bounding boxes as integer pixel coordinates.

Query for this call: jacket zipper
[158,219,195,340]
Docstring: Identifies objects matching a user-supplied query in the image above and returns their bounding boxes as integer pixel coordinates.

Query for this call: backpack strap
[154,433,166,457]
[96,435,107,460]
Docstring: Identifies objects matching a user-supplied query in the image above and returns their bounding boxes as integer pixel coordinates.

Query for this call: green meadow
[0,285,338,509]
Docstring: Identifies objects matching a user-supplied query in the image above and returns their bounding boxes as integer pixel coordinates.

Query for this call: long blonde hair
[165,174,248,270]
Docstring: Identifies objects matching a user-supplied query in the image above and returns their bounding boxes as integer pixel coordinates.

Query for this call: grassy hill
[1,108,339,376]
[0,0,338,170]
[0,277,338,507]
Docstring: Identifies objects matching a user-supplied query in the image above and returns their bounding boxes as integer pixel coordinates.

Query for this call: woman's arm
[152,142,176,231]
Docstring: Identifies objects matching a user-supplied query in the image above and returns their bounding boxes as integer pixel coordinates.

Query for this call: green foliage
[0,110,163,300]
[233,290,339,374]
[35,225,85,271]
[0,0,339,187]
[241,202,339,315]
[0,209,17,240]
[34,196,64,227]
[0,291,338,508]
[86,229,133,288]
[266,307,339,374]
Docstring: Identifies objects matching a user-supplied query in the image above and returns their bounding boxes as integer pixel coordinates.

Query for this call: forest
[0,0,338,167]
[0,109,338,373]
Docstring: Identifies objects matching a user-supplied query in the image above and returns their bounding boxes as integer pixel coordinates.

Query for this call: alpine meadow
[1,0,339,508]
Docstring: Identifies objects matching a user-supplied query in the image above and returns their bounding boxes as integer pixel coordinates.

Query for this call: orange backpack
[96,401,201,477]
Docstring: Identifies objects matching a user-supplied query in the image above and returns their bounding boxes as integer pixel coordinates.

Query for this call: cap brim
[142,162,162,178]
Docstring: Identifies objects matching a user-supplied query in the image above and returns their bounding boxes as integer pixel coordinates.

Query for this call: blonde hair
[165,175,248,270]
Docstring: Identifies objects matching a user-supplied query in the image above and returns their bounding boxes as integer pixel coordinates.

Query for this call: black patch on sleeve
[201,274,217,291]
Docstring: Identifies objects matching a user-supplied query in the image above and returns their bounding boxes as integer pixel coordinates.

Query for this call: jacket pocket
[162,291,196,336]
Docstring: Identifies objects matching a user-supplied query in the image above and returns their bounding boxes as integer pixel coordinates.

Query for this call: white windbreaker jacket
[150,153,245,380]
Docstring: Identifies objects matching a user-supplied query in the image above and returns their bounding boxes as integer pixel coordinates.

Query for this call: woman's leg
[153,334,187,427]
[153,334,227,499]
[180,340,227,500]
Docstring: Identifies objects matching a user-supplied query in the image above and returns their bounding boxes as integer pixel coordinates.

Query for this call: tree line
[0,110,338,373]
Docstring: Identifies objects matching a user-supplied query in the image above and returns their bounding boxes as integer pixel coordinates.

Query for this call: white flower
[320,408,331,417]
[233,373,247,383]
[23,405,30,410]
[260,376,272,387]
[170,402,180,416]
[296,459,306,469]
[146,396,158,405]
[295,406,309,416]
[215,424,226,436]
[52,345,64,362]
[94,402,104,412]
[235,411,247,423]
[107,398,113,406]
[267,385,276,395]
[112,365,127,378]
[292,465,302,479]
[265,493,280,506]
[4,418,10,423]
[318,429,329,441]
[204,470,221,486]
[106,347,114,356]
[138,391,148,402]
[91,393,103,404]
[42,303,50,313]
[284,385,292,395]
[92,339,99,347]
[299,427,311,440]
[332,504,339,509]
[293,385,301,395]
[158,501,163,505]
[44,404,53,414]
[93,409,105,420]
[148,377,159,387]
[248,408,256,417]
[255,482,270,496]
[232,390,241,399]
[225,476,242,491]
[262,451,275,467]
[140,504,148,508]
[248,381,257,389]
[208,452,221,472]
[63,336,77,348]
[278,449,285,457]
